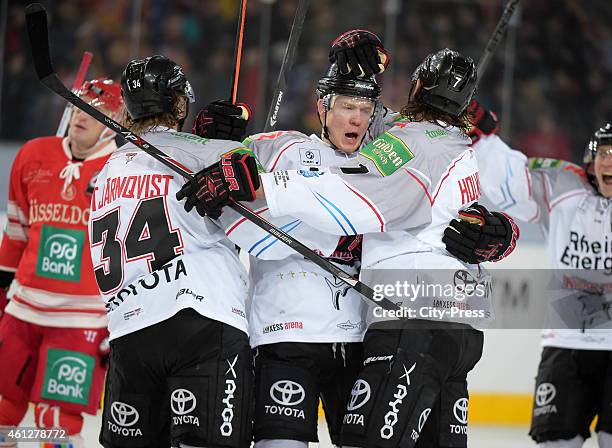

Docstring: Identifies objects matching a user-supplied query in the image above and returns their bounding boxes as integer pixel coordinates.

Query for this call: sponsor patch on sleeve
[360,132,414,176]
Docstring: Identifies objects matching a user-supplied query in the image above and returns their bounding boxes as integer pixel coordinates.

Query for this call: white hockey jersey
[259,119,493,328]
[475,134,612,350]
[223,131,367,347]
[89,128,249,340]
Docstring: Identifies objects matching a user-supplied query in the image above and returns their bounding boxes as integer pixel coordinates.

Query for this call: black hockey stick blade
[25,3,55,80]
[263,0,310,132]
[23,2,398,314]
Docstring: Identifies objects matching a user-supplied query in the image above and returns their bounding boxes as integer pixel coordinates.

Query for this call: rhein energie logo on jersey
[41,349,95,405]
[36,225,85,282]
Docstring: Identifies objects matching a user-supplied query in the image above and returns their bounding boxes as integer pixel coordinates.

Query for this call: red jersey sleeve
[0,143,31,271]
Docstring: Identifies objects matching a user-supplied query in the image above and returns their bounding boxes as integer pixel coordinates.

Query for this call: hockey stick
[229,0,247,104]
[263,0,310,132]
[25,2,398,313]
[476,0,520,83]
[55,51,93,136]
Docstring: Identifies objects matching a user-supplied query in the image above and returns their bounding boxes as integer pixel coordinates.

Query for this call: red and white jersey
[222,131,367,347]
[259,119,493,328]
[475,134,612,350]
[89,128,249,341]
[0,136,115,328]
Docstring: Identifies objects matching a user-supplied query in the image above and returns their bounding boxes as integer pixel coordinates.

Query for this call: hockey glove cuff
[176,153,260,219]
[443,203,519,264]
[328,235,363,266]
[329,29,389,78]
[192,100,252,141]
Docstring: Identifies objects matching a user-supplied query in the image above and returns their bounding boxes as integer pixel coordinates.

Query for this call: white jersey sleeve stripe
[402,168,433,205]
[251,221,303,257]
[225,207,270,236]
[247,218,300,254]
[269,140,308,171]
[311,192,351,235]
[432,150,471,203]
[549,191,589,210]
[341,180,386,232]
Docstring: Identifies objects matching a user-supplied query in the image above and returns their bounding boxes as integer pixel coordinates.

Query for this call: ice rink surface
[16,409,599,447]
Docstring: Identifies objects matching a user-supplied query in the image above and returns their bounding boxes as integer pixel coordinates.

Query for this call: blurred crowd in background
[2,0,611,163]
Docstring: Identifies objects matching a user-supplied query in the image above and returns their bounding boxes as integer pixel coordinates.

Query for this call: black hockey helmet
[316,63,381,107]
[584,123,612,165]
[121,55,195,120]
[411,48,477,117]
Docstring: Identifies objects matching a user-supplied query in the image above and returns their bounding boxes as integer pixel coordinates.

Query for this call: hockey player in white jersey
[193,60,383,448]
[469,101,612,447]
[178,48,519,448]
[89,55,258,448]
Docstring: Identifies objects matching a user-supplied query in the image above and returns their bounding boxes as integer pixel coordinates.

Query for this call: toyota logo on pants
[270,380,305,406]
[171,388,197,415]
[111,401,140,427]
[347,380,371,411]
[453,398,468,424]
[535,383,556,407]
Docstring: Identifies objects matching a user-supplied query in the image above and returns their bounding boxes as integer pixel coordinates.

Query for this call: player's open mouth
[602,173,612,184]
[345,132,358,142]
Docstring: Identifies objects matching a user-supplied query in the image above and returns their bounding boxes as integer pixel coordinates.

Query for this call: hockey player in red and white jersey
[90,55,257,448]
[470,102,612,447]
[179,48,519,448]
[0,79,122,443]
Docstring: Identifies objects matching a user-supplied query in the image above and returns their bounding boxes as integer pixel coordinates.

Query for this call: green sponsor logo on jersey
[41,349,95,405]
[425,129,449,139]
[173,132,209,145]
[35,225,84,282]
[360,132,415,176]
[528,157,564,170]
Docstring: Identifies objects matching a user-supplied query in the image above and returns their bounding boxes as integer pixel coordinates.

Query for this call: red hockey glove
[467,100,499,144]
[443,203,519,264]
[176,153,260,219]
[329,29,389,78]
[192,100,251,141]
[328,235,363,266]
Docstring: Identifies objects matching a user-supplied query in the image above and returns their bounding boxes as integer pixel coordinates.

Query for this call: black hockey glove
[176,153,260,219]
[467,100,499,144]
[329,29,389,78]
[192,100,251,141]
[443,203,519,264]
[99,336,110,369]
[328,235,363,266]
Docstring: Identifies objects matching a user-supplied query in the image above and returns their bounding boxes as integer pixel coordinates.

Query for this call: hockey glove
[329,29,389,78]
[467,100,499,144]
[443,203,519,264]
[192,100,252,142]
[328,235,363,266]
[99,336,110,369]
[176,153,260,219]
